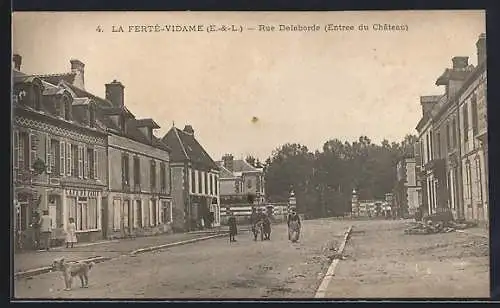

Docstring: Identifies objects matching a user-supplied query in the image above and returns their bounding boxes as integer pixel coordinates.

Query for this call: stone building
[162,125,221,231]
[459,34,488,223]
[13,56,107,248]
[415,33,488,223]
[394,157,421,217]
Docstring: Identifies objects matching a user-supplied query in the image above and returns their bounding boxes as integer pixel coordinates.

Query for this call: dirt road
[14,219,351,299]
[325,219,489,298]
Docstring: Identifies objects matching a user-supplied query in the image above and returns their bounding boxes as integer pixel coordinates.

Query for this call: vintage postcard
[11,10,489,300]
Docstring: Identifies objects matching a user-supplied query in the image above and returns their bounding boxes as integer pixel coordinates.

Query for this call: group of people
[226,207,302,243]
[26,210,78,250]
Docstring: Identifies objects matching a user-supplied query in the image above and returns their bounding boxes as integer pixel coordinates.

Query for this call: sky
[12,11,486,161]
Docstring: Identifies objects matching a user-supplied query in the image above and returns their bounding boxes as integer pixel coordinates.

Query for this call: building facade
[162,125,221,232]
[13,57,108,248]
[415,33,488,223]
[61,76,174,239]
[459,34,488,223]
[394,157,421,217]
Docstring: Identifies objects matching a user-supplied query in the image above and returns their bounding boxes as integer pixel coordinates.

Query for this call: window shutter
[45,134,51,173]
[93,149,98,179]
[78,145,83,178]
[29,133,36,171]
[66,143,72,176]
[83,145,88,179]
[60,141,66,176]
[13,131,19,169]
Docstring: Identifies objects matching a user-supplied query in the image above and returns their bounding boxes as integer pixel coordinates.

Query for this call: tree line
[246,135,417,218]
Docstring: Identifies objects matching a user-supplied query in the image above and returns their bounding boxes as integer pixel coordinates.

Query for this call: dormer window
[32,85,42,110]
[89,104,96,128]
[63,97,72,121]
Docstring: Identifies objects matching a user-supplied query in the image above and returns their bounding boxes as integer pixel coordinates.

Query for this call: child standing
[65,217,77,248]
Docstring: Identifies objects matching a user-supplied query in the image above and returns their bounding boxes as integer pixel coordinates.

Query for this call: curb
[314,225,353,298]
[14,255,112,280]
[129,233,227,255]
[15,232,229,280]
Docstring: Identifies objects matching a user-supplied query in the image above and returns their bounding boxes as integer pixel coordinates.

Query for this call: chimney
[183,125,194,135]
[451,56,469,70]
[70,59,85,90]
[476,33,486,65]
[222,154,234,171]
[420,95,440,116]
[13,54,22,71]
[105,80,125,108]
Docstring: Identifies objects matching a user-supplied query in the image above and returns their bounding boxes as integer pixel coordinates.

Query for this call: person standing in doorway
[65,217,77,248]
[39,210,52,251]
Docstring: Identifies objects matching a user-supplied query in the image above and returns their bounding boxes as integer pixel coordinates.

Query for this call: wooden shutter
[13,131,19,169]
[66,143,71,176]
[60,141,66,176]
[83,145,88,179]
[78,145,83,178]
[93,149,98,179]
[45,134,51,173]
[29,133,37,171]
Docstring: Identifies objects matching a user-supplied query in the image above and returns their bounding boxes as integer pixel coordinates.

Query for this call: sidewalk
[14,231,223,273]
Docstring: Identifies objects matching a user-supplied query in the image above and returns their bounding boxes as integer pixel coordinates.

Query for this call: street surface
[15,220,350,299]
[326,219,489,298]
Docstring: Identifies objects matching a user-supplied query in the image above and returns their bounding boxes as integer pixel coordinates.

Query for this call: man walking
[39,210,52,251]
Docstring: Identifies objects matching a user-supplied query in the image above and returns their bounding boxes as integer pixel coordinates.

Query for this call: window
[209,174,213,196]
[471,94,478,135]
[113,199,121,231]
[452,119,457,148]
[429,131,433,161]
[256,176,261,193]
[160,162,166,192]
[475,158,483,204]
[150,160,156,190]
[135,200,142,228]
[122,153,129,187]
[161,200,172,223]
[198,171,202,194]
[151,199,157,226]
[70,196,93,231]
[63,97,72,121]
[133,156,141,188]
[86,147,94,178]
[204,172,208,195]
[436,132,441,158]
[235,180,240,193]
[446,123,451,150]
[50,139,60,174]
[465,161,472,205]
[71,145,78,176]
[123,200,129,229]
[59,141,66,176]
[463,104,469,142]
[78,145,84,178]
[89,105,96,128]
[88,197,98,230]
[191,169,196,194]
[426,134,430,163]
[215,176,218,195]
[17,131,30,170]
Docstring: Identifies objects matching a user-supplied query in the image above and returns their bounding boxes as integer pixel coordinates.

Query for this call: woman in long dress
[65,217,77,248]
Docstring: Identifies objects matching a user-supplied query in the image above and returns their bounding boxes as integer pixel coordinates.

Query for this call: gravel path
[325,220,489,298]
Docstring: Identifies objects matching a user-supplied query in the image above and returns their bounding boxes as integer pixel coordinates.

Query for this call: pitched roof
[216,162,236,178]
[232,159,262,172]
[162,127,218,170]
[37,72,76,86]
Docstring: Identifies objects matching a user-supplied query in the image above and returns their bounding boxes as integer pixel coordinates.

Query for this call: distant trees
[263,134,417,218]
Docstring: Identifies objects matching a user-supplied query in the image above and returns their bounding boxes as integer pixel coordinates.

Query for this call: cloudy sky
[12,11,485,161]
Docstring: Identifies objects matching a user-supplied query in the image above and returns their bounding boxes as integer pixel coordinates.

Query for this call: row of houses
[413,33,488,224]
[11,55,241,249]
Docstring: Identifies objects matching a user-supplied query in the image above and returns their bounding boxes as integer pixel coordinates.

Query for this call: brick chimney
[476,33,486,65]
[105,80,125,108]
[222,154,234,171]
[183,125,194,135]
[70,59,85,90]
[13,54,22,71]
[451,56,469,70]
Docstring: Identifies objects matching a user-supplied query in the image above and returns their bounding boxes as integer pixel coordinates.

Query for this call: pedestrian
[30,212,40,250]
[288,211,302,242]
[39,210,53,251]
[228,212,237,242]
[65,217,77,248]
